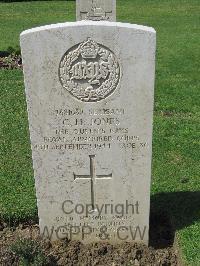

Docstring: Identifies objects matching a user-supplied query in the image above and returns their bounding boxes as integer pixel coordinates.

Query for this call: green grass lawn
[0,0,200,265]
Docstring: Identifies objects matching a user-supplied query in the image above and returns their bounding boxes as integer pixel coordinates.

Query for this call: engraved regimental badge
[59,38,120,102]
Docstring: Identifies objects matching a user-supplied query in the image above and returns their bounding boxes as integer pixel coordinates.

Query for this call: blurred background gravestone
[76,0,116,21]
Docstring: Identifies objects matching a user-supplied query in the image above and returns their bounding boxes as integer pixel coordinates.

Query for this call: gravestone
[76,0,116,21]
[20,3,156,244]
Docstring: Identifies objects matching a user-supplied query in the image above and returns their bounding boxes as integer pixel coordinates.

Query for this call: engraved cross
[73,155,112,211]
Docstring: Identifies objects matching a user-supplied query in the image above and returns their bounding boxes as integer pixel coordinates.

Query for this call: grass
[0,0,199,265]
[0,1,75,51]
[11,238,48,265]
[0,70,37,222]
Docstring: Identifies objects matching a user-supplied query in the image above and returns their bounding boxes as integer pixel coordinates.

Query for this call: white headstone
[20,21,156,244]
[76,0,116,21]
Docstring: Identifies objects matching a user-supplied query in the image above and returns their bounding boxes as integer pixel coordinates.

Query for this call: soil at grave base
[0,223,180,266]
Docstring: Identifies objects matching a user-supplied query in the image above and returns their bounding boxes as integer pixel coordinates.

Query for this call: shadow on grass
[0,46,21,57]
[0,51,10,57]
[149,191,200,248]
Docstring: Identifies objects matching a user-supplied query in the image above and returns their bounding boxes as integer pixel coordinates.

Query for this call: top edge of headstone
[20,21,156,38]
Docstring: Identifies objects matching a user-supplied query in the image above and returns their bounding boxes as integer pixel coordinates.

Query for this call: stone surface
[20,21,156,244]
[76,0,116,21]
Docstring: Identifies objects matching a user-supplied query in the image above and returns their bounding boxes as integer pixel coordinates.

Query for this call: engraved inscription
[33,107,147,155]
[74,155,112,211]
[59,38,120,102]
